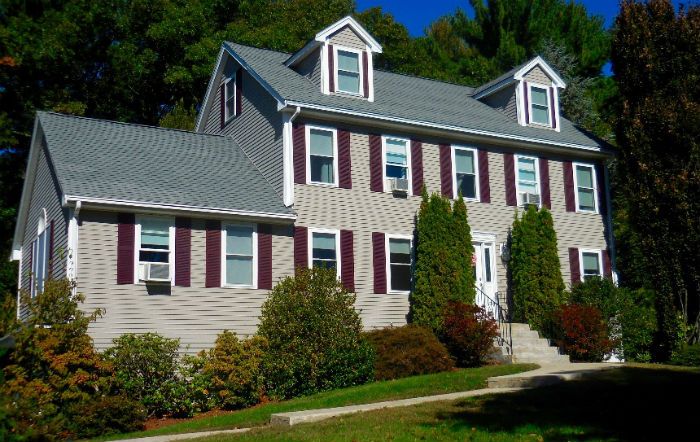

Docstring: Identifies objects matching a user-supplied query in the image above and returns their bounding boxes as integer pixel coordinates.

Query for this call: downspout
[67,200,81,285]
[283,106,301,207]
[603,166,618,285]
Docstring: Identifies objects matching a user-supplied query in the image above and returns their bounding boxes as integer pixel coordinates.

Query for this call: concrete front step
[506,322,571,365]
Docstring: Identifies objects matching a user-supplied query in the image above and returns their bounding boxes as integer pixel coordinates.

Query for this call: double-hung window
[574,163,598,213]
[336,49,361,95]
[223,224,256,287]
[309,229,340,277]
[387,236,412,293]
[307,126,337,185]
[137,217,173,283]
[383,136,411,192]
[529,85,550,126]
[515,155,540,205]
[580,250,602,280]
[31,211,49,297]
[452,146,479,200]
[224,74,236,121]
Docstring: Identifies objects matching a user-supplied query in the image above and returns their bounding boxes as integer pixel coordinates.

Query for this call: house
[10,17,615,354]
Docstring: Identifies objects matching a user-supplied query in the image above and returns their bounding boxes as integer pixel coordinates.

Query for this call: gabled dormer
[285,16,383,102]
[474,56,566,132]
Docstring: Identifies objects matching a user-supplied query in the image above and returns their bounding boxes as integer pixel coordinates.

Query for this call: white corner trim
[552,86,561,132]
[514,56,566,89]
[366,44,375,102]
[314,16,383,53]
[282,107,300,207]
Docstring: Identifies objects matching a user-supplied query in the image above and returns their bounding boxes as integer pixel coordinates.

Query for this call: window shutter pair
[504,153,551,208]
[206,221,272,289]
[440,145,491,202]
[568,247,613,285]
[219,68,243,129]
[294,123,352,188]
[294,226,354,291]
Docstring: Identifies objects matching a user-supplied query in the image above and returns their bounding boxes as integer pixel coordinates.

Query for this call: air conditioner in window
[140,262,171,283]
[390,178,409,194]
[519,192,541,207]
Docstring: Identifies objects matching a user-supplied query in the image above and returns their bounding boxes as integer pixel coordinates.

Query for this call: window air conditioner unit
[520,192,540,207]
[141,262,171,283]
[390,178,409,194]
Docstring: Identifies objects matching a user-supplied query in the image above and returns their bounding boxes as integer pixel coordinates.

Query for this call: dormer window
[528,85,551,126]
[336,49,361,95]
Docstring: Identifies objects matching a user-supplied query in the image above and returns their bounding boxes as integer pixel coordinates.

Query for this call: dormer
[285,16,383,102]
[474,56,566,132]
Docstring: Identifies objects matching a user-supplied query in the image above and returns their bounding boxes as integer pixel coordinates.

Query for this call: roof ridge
[374,68,476,90]
[226,41,292,57]
[38,111,229,139]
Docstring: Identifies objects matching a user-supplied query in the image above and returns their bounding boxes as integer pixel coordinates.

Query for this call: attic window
[224,74,236,121]
[528,85,551,126]
[336,49,361,95]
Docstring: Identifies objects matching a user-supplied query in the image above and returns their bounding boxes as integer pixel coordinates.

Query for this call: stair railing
[475,286,512,356]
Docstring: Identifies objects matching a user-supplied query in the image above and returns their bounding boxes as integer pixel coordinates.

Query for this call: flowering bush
[441,302,499,367]
[551,304,613,362]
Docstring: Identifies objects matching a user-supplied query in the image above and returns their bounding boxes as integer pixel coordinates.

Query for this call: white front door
[473,240,498,316]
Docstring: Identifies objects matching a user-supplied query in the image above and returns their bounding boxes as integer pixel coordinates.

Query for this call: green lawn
[193,364,700,442]
[95,364,534,441]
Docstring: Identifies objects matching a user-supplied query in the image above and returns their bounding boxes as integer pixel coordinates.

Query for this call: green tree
[612,0,700,357]
[159,99,197,131]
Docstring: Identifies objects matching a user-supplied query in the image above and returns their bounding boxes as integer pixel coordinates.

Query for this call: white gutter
[282,106,301,207]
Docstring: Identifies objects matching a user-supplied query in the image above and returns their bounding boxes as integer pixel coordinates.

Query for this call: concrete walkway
[110,362,621,441]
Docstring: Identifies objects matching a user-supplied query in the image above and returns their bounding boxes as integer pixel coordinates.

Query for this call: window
[31,211,49,297]
[336,49,361,95]
[452,146,479,200]
[224,74,236,121]
[223,224,256,287]
[580,250,602,280]
[307,126,337,185]
[529,85,550,126]
[387,236,411,293]
[515,155,540,205]
[574,163,598,213]
[309,229,340,277]
[383,136,411,192]
[136,217,173,283]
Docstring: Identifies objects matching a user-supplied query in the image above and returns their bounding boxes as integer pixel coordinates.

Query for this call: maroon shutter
[257,224,273,289]
[372,232,386,294]
[411,139,423,195]
[478,150,490,203]
[596,163,607,216]
[48,220,55,277]
[563,161,576,212]
[328,44,335,93]
[340,230,354,291]
[236,68,243,116]
[539,158,551,209]
[219,83,225,130]
[603,249,612,279]
[504,153,517,206]
[293,123,306,184]
[369,134,383,192]
[549,87,557,129]
[205,220,221,288]
[362,51,369,98]
[523,81,530,124]
[439,144,452,198]
[174,218,191,287]
[294,226,308,273]
[338,129,352,189]
[569,248,581,285]
[117,213,135,284]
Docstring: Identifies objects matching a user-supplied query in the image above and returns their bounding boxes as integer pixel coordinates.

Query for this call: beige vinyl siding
[202,55,285,197]
[481,85,518,121]
[524,66,551,85]
[295,47,322,90]
[19,139,68,316]
[77,210,293,353]
[329,26,366,50]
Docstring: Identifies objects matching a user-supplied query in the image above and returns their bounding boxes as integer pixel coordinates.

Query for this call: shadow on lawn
[440,367,700,442]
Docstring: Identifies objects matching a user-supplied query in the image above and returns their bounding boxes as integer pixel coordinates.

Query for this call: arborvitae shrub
[550,304,612,362]
[258,267,374,399]
[364,325,454,380]
[442,302,499,367]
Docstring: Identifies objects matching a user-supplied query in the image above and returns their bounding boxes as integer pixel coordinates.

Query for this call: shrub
[364,325,454,380]
[669,344,700,367]
[570,277,620,321]
[442,302,499,367]
[551,304,613,362]
[258,267,374,399]
[105,332,192,417]
[202,331,267,409]
[66,394,146,438]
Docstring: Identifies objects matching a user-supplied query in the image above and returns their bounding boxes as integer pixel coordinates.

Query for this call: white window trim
[381,135,413,196]
[514,154,541,207]
[451,145,480,201]
[333,45,364,97]
[223,73,236,123]
[221,222,258,289]
[385,233,413,295]
[134,215,175,285]
[305,124,339,187]
[579,249,603,281]
[573,162,599,214]
[527,82,552,127]
[308,228,341,279]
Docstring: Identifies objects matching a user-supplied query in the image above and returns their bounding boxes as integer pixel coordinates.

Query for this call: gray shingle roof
[227,42,603,150]
[38,112,294,218]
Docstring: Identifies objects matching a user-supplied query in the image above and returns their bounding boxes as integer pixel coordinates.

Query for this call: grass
[95,364,535,441]
[193,364,700,442]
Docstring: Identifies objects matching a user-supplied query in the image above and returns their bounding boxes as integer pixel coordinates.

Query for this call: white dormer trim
[513,56,566,89]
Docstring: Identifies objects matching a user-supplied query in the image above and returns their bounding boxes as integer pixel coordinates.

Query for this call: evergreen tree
[452,194,476,305]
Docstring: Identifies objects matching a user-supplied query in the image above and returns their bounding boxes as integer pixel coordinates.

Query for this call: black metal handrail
[475,286,512,355]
